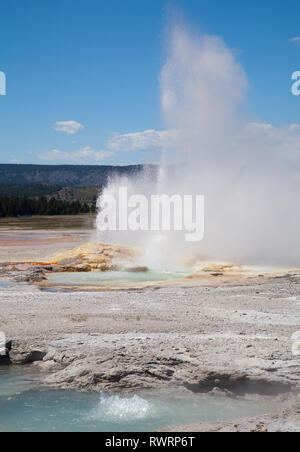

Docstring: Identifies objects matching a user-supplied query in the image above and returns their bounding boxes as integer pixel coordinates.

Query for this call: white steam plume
[97,25,300,268]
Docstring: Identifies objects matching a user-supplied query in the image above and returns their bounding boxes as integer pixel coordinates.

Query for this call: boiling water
[0,368,282,432]
[47,270,189,288]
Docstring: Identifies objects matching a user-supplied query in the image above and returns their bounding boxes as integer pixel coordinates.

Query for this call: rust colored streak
[0,237,79,246]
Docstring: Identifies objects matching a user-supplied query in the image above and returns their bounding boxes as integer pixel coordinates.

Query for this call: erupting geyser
[97,24,300,268]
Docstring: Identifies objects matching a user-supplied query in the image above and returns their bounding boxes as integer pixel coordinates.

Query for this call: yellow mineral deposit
[46,242,143,272]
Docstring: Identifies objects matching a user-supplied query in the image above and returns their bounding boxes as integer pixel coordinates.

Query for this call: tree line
[0,196,94,217]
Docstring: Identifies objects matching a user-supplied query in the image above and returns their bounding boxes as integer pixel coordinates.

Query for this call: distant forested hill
[0,183,61,197]
[0,196,92,217]
[0,164,157,187]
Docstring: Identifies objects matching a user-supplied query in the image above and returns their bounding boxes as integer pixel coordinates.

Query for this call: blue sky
[0,0,300,166]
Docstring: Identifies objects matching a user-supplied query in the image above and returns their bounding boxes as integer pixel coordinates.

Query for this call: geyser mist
[97,25,300,268]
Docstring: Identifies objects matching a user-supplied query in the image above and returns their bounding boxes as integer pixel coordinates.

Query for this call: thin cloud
[38,130,175,165]
[38,146,113,163]
[37,121,300,165]
[53,120,84,135]
[107,129,178,152]
[289,36,300,45]
[110,122,300,164]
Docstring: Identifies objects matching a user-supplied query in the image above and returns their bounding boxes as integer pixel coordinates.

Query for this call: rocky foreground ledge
[160,405,300,432]
[0,270,300,431]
